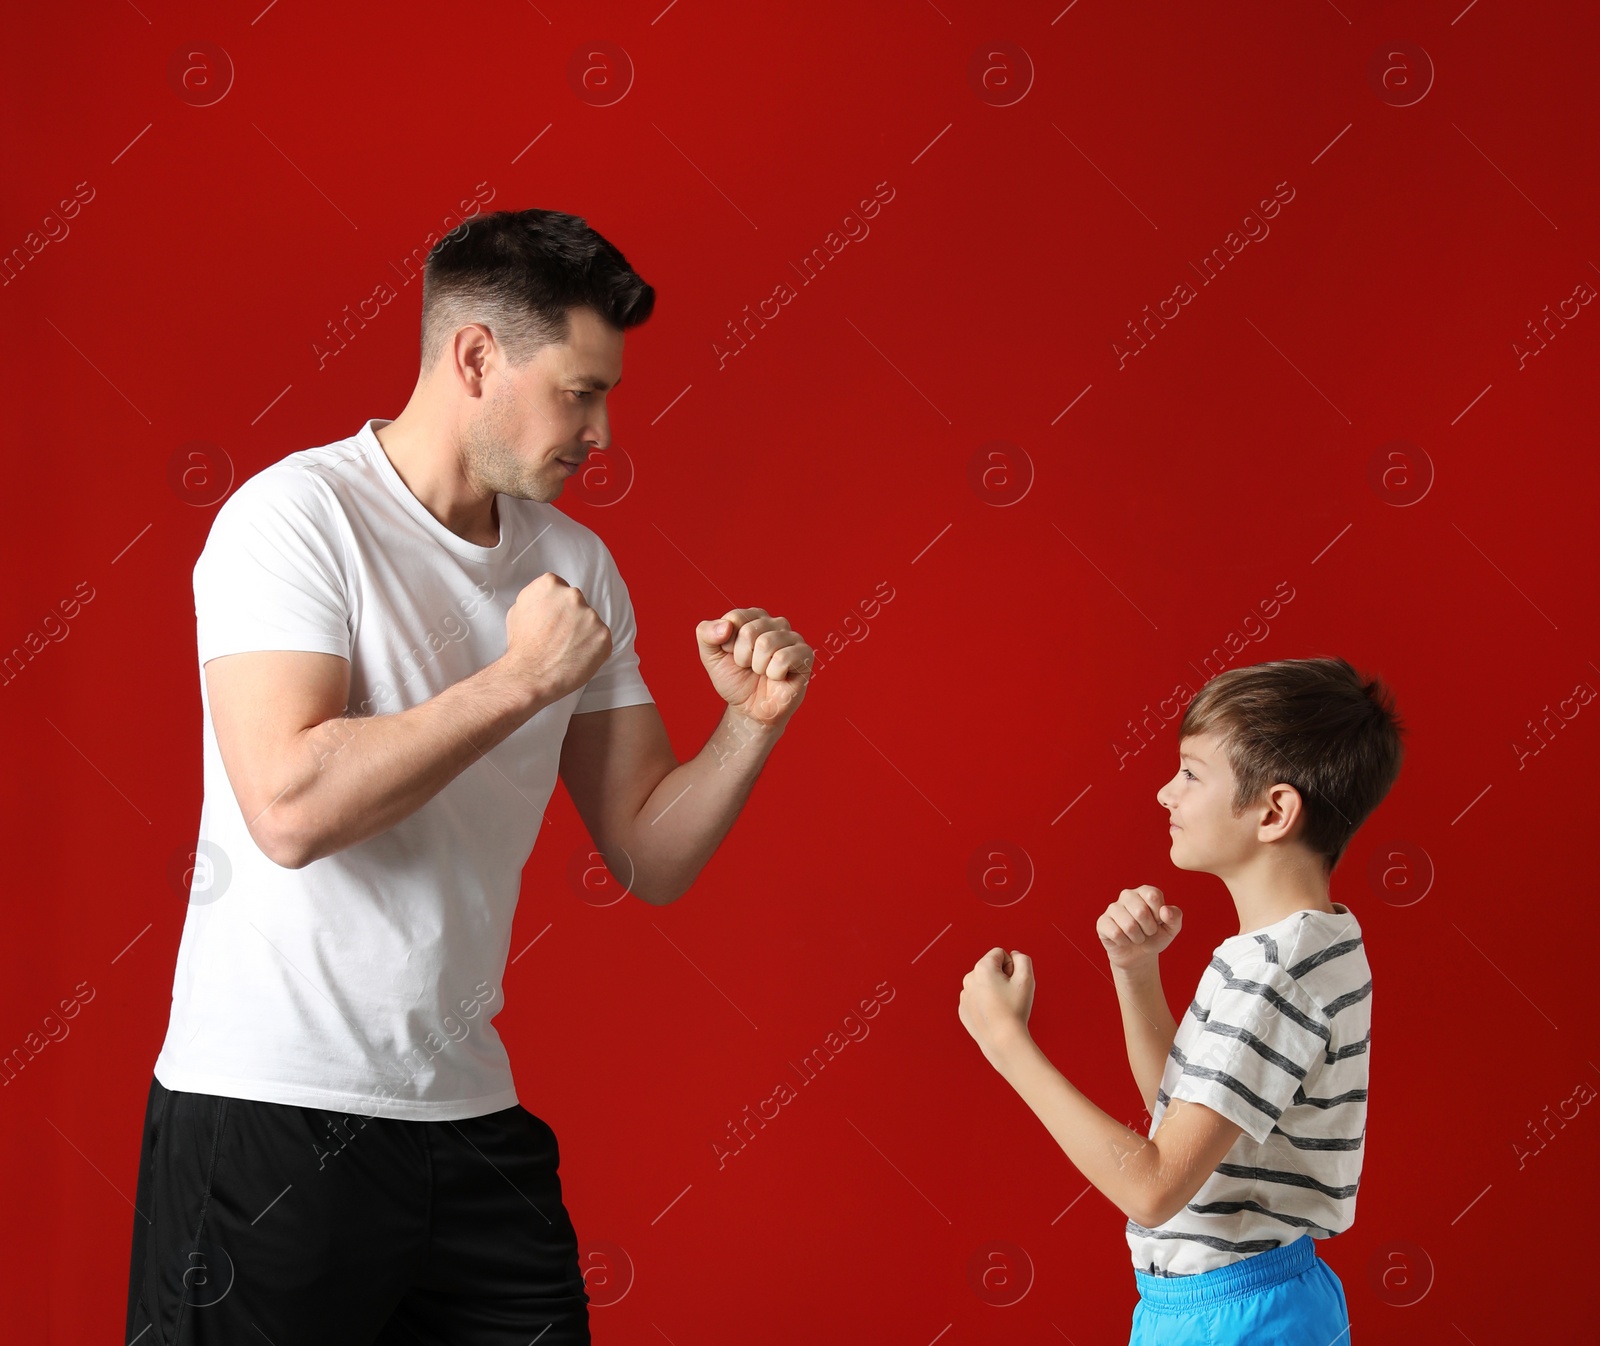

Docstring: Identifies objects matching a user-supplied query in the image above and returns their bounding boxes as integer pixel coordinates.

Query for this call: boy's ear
[1257,781,1306,841]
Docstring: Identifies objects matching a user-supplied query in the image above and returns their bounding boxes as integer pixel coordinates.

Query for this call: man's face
[462,305,624,504]
[1156,732,1264,875]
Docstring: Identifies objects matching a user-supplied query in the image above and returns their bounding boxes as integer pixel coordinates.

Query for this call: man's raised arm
[558,607,814,906]
[212,573,610,869]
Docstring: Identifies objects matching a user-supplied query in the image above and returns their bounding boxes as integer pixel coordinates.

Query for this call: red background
[4,2,1596,1341]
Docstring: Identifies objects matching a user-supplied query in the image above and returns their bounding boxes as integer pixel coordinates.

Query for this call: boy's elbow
[1139,1164,1215,1228]
[1133,1187,1177,1229]
[1129,1168,1187,1229]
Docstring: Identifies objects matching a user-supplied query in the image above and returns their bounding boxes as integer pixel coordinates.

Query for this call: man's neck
[374,415,499,546]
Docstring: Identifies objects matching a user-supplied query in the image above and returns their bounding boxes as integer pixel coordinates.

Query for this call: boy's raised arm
[1111,961,1179,1115]
[1098,886,1184,1115]
[958,941,1216,1229]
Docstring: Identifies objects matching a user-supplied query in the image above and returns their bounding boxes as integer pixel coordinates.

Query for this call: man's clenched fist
[698,608,812,730]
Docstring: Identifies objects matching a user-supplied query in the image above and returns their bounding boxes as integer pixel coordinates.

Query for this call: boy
[958,655,1404,1343]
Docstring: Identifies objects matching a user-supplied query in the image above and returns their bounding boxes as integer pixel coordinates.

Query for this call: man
[127,208,813,1344]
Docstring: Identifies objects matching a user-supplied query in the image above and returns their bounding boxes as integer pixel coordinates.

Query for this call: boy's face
[1156,731,1266,875]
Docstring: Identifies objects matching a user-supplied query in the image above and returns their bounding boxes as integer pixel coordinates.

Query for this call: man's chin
[504,475,560,504]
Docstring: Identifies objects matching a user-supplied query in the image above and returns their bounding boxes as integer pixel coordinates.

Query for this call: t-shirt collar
[361,418,511,565]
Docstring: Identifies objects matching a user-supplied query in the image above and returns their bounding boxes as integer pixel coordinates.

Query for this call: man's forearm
[1112,962,1179,1115]
[992,1031,1165,1224]
[621,706,784,904]
[266,659,543,868]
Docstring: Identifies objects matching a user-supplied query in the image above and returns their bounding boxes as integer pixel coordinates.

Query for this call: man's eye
[569,389,590,399]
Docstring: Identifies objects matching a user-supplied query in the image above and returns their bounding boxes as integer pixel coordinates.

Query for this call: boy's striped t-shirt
[1125,902,1371,1277]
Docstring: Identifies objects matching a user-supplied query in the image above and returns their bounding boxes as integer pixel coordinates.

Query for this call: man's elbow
[251,803,316,870]
[615,848,690,906]
[259,829,310,870]
[632,876,685,906]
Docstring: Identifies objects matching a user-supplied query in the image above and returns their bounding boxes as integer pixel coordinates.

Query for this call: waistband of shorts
[1134,1236,1317,1311]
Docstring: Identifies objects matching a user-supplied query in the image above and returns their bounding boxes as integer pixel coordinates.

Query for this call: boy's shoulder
[1213,903,1369,1022]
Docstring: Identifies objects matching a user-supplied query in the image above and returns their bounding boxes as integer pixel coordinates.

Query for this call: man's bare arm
[626,706,785,903]
[560,700,784,906]
[208,649,546,869]
[558,701,678,904]
[210,572,611,869]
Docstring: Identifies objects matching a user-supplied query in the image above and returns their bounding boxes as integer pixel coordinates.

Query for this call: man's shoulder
[256,427,374,495]
[212,432,372,526]
[195,449,369,583]
[206,459,336,544]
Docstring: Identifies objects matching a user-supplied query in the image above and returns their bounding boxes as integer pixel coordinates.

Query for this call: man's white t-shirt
[1125,903,1371,1277]
[153,418,654,1121]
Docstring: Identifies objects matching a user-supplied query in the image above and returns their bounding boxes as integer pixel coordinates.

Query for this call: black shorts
[125,1074,591,1344]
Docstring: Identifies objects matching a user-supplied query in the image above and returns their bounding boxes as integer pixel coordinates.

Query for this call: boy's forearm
[991,1031,1165,1224]
[620,706,784,904]
[1112,962,1179,1115]
[266,659,544,868]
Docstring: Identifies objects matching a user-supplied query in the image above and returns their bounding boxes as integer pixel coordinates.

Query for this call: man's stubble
[462,380,560,507]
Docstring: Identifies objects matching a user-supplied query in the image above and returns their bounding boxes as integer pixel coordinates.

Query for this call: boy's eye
[1182,768,1197,781]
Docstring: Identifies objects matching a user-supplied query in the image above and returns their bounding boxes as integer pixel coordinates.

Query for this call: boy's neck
[1232,897,1341,938]
[1222,852,1338,937]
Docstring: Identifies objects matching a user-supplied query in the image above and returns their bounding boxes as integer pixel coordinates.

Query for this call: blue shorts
[1129,1236,1351,1345]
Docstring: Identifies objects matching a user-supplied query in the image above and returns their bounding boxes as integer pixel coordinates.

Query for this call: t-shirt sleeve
[573,541,653,714]
[193,468,352,666]
[1168,956,1331,1144]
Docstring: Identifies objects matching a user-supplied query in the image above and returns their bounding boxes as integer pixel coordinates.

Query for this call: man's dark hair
[1178,655,1406,872]
[419,208,655,371]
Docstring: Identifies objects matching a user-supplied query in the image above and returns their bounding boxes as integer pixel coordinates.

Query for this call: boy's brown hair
[1179,655,1406,871]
